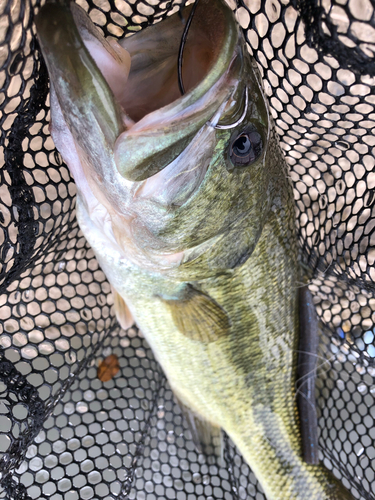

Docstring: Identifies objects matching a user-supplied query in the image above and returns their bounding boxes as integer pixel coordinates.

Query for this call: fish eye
[229,130,263,166]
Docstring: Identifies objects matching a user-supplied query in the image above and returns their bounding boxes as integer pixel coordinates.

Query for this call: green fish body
[36,1,354,498]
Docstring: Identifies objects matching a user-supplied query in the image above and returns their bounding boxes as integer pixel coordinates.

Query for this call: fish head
[36,0,278,275]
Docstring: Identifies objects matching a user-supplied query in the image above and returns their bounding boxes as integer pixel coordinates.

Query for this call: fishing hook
[178,0,249,130]
[178,0,200,95]
[215,87,249,130]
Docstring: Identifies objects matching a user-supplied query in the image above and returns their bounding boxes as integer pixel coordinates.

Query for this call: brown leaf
[97,354,120,382]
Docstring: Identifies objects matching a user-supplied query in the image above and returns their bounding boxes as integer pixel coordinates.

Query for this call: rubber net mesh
[0,0,375,498]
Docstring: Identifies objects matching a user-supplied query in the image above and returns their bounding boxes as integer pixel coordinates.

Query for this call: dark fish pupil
[234,135,251,154]
[229,129,262,168]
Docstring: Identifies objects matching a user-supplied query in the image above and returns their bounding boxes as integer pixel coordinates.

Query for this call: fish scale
[36,0,355,498]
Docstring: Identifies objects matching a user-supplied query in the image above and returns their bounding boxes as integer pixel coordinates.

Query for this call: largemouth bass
[36,1,354,498]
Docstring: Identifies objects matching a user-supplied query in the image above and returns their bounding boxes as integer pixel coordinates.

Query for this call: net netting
[0,0,375,499]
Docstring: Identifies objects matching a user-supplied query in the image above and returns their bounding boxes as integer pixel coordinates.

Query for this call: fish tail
[229,425,354,500]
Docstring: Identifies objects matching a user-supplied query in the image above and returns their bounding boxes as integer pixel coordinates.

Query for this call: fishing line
[178,0,200,95]
[294,351,333,388]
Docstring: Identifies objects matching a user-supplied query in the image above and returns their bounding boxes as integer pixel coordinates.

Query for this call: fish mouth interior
[119,2,228,123]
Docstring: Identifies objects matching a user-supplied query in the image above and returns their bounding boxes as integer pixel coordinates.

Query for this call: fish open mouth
[110,2,229,123]
[109,0,241,182]
[36,0,241,183]
[72,0,234,125]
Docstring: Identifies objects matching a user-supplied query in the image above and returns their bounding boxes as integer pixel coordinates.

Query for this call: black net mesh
[0,0,375,499]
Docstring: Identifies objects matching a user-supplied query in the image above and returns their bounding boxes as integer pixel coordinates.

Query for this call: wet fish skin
[36,1,354,499]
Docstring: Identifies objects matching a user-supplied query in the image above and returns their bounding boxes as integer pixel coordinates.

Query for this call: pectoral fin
[112,288,135,330]
[175,397,222,458]
[163,285,230,343]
